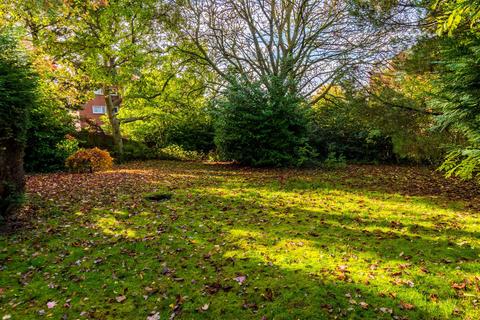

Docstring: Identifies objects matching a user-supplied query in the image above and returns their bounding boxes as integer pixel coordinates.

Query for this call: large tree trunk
[103,87,123,157]
[0,137,25,218]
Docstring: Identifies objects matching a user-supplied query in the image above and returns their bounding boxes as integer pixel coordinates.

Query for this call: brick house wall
[78,94,106,128]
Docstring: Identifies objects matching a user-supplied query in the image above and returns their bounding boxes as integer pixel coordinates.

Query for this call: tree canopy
[1,0,480,176]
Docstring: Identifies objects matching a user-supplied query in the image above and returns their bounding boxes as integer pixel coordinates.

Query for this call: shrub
[156,144,205,161]
[65,148,113,173]
[323,152,347,169]
[215,76,312,167]
[24,100,75,172]
[74,130,157,162]
[309,95,395,164]
[55,135,80,161]
[122,141,156,161]
[162,120,215,153]
[0,31,37,219]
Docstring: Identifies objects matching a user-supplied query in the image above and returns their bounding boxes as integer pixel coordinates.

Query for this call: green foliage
[330,44,459,165]
[322,152,348,169]
[215,77,312,167]
[74,130,161,162]
[65,148,113,173]
[55,136,80,161]
[163,120,215,153]
[21,53,81,172]
[430,34,480,179]
[136,116,215,154]
[0,31,36,145]
[121,50,215,154]
[13,24,81,172]
[24,103,76,172]
[0,30,37,218]
[309,90,395,164]
[433,0,480,34]
[122,141,156,161]
[439,148,480,179]
[3,0,182,156]
[156,145,205,161]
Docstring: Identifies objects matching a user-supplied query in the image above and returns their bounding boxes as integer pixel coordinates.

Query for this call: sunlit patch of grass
[1,161,480,319]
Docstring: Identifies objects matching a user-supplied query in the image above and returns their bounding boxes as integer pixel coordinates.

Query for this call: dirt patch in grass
[144,191,173,202]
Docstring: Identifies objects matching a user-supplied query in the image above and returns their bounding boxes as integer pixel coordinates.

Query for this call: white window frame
[92,105,106,114]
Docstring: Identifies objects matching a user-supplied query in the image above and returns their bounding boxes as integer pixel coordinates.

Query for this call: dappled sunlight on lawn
[224,228,342,272]
[96,215,138,239]
[3,161,479,319]
[194,180,480,317]
[222,228,452,318]
[102,169,156,175]
[91,209,159,240]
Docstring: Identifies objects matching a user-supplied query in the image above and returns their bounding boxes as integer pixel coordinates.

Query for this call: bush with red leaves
[65,148,113,173]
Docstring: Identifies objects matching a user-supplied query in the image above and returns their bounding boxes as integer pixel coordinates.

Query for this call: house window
[92,105,106,114]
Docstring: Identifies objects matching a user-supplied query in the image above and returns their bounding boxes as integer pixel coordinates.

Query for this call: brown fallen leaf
[115,295,126,303]
[400,301,415,310]
[147,312,160,320]
[242,301,258,310]
[452,282,466,290]
[337,265,349,272]
[262,288,274,301]
[420,267,430,274]
[170,295,185,320]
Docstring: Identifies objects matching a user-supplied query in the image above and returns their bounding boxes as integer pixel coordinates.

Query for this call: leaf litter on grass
[1,160,480,319]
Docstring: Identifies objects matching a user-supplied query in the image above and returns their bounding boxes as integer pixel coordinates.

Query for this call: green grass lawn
[1,161,480,319]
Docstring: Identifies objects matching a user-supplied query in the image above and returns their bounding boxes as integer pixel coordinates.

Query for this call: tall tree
[4,0,176,156]
[420,0,480,179]
[0,31,37,218]
[178,0,423,103]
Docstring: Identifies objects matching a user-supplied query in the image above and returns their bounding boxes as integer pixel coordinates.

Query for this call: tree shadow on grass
[69,211,454,319]
[179,185,479,318]
[194,183,480,264]
[13,161,480,319]
[68,185,478,319]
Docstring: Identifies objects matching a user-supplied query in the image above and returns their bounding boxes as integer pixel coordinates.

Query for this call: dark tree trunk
[0,138,25,218]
